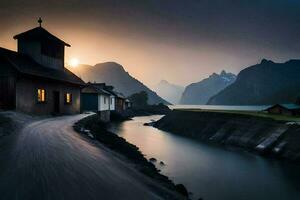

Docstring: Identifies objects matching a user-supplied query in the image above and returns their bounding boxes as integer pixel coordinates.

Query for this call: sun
[69,58,79,67]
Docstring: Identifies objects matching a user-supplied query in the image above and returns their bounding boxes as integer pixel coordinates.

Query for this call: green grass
[174,108,300,122]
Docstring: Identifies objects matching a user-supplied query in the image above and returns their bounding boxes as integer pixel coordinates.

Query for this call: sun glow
[69,58,79,67]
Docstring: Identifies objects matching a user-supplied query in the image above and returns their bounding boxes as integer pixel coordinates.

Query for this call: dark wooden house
[0,19,85,115]
[265,104,300,116]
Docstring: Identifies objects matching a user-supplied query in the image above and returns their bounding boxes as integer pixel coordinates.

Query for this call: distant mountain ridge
[70,62,169,105]
[180,70,236,105]
[152,80,184,104]
[207,59,300,105]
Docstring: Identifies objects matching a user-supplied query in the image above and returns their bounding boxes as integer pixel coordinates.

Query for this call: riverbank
[153,110,300,162]
[110,115,300,200]
[121,104,171,119]
[74,114,189,199]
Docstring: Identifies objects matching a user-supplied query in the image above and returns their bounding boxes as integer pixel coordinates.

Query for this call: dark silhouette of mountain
[207,59,300,105]
[152,80,184,104]
[180,70,236,105]
[70,62,169,105]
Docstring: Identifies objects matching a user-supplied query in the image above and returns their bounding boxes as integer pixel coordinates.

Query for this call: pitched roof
[82,84,111,95]
[0,47,85,86]
[83,82,125,97]
[280,104,300,110]
[114,92,126,99]
[92,85,112,95]
[266,104,300,111]
[103,87,118,97]
[13,27,71,47]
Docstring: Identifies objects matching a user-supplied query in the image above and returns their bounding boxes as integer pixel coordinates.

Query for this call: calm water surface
[109,115,300,200]
[169,105,270,111]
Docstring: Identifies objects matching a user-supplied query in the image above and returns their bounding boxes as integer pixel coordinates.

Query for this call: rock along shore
[74,114,190,200]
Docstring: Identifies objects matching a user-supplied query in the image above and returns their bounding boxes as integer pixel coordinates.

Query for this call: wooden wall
[81,93,98,112]
[15,77,81,115]
[0,57,16,109]
[115,98,125,113]
[18,39,64,70]
[0,77,16,109]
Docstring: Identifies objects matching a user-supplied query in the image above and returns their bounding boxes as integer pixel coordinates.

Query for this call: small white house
[98,92,110,111]
[81,83,112,122]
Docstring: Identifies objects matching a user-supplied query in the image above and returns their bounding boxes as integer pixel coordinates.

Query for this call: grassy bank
[74,114,189,199]
[175,108,300,122]
[154,110,300,163]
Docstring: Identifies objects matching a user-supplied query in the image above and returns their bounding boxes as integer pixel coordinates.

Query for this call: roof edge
[13,27,71,47]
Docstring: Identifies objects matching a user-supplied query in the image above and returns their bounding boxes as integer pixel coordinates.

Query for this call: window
[37,89,46,103]
[104,97,107,104]
[110,97,113,105]
[65,93,72,104]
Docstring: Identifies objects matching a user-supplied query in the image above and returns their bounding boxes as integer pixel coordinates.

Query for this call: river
[169,105,270,111]
[109,115,300,200]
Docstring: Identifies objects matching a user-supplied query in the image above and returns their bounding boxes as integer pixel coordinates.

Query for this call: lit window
[65,93,72,104]
[37,89,46,103]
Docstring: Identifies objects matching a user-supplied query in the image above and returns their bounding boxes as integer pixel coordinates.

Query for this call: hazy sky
[0,0,299,86]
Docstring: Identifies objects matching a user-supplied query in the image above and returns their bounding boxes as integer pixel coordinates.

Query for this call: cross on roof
[38,17,43,27]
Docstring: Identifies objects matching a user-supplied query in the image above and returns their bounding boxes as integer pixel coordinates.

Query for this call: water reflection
[109,115,300,200]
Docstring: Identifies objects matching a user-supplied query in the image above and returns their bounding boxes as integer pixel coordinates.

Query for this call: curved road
[0,114,179,200]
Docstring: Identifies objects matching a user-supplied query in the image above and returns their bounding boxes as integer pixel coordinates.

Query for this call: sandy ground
[0,113,181,200]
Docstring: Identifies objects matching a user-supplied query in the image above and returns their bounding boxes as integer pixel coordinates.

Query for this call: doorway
[53,91,60,114]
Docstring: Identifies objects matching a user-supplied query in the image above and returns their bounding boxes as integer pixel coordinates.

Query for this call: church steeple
[38,17,43,27]
[13,18,71,70]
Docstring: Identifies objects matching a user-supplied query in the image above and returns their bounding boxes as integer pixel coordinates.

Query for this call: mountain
[152,80,184,104]
[207,59,300,105]
[180,70,236,105]
[70,62,169,105]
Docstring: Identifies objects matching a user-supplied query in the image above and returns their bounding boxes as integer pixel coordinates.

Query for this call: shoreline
[153,110,300,163]
[118,104,171,119]
[73,114,190,199]
[1,113,187,200]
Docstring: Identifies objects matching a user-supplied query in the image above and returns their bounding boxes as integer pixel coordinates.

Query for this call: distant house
[103,85,116,111]
[114,92,126,113]
[81,82,131,120]
[81,83,112,122]
[0,19,85,114]
[265,104,300,116]
[100,86,130,113]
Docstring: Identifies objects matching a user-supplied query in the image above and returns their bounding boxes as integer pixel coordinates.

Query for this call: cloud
[0,0,299,85]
